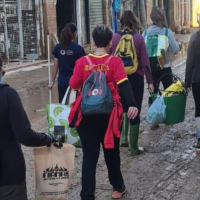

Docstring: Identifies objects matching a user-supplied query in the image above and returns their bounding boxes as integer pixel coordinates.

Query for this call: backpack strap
[86,55,112,68]
[144,30,147,37]
[85,56,94,68]
[117,31,124,37]
[104,55,112,65]
[164,28,168,37]
[118,29,135,37]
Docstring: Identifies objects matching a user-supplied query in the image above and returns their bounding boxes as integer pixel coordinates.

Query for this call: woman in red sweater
[69,25,138,200]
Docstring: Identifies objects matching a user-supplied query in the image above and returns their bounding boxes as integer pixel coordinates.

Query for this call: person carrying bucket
[111,10,153,155]
[185,14,200,148]
[143,7,180,130]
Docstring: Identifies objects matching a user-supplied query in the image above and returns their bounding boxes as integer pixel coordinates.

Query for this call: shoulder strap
[85,56,94,68]
[118,29,135,37]
[86,55,112,68]
[105,56,112,65]
[164,28,168,36]
[117,31,124,37]
[144,30,147,37]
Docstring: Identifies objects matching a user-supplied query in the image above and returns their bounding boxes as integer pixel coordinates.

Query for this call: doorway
[56,0,77,37]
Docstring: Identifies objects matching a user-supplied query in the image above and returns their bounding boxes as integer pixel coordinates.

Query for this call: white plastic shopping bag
[147,95,166,124]
[34,143,75,200]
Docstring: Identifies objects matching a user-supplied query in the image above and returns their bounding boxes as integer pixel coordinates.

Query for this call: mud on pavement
[10,33,197,200]
[19,56,200,200]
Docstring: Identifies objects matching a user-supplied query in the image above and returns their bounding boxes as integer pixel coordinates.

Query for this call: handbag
[34,143,75,200]
[46,87,81,146]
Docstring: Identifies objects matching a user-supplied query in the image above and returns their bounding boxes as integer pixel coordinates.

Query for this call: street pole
[139,0,147,29]
[17,0,24,60]
[47,35,51,104]
[153,0,156,7]
[3,0,9,61]
[167,0,171,28]
[158,0,163,8]
[76,0,82,45]
[133,0,139,18]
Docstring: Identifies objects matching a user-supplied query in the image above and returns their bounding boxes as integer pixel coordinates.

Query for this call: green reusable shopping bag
[46,87,81,147]
[144,28,169,71]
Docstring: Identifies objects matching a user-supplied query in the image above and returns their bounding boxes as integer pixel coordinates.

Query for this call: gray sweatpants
[0,181,28,200]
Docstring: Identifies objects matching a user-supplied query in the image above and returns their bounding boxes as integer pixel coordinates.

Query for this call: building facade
[0,0,38,61]
[0,0,197,62]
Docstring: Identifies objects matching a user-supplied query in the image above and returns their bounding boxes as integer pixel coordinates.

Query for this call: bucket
[152,73,187,124]
[152,93,187,124]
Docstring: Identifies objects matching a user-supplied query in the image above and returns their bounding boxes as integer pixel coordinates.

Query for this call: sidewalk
[4,64,50,92]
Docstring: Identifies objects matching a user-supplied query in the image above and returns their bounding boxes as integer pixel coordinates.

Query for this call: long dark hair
[120,10,143,31]
[60,22,77,49]
[150,7,168,28]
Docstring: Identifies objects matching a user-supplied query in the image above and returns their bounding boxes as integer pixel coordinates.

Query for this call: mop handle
[47,35,52,104]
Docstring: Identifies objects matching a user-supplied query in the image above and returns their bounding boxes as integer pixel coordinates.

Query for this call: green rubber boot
[129,124,143,155]
[120,113,129,147]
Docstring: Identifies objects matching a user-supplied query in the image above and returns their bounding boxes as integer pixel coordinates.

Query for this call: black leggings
[121,73,144,125]
[192,83,200,118]
[152,67,173,93]
[77,115,124,200]
[149,67,173,106]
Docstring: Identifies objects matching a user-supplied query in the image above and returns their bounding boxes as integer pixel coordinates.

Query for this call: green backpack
[144,28,169,71]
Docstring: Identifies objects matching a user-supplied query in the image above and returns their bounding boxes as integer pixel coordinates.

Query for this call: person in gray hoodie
[185,16,200,148]
[143,7,180,129]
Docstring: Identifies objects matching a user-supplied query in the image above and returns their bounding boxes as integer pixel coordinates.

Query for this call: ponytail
[60,22,77,50]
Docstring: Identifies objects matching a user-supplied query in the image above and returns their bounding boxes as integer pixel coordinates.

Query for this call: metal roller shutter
[89,0,104,41]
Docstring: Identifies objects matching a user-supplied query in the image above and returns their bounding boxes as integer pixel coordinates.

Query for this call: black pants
[121,73,144,125]
[0,181,27,200]
[192,83,200,118]
[77,115,124,200]
[58,85,68,103]
[149,67,173,106]
[152,67,173,93]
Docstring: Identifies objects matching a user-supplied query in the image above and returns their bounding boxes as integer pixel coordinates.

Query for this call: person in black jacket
[0,59,55,200]
[185,17,200,148]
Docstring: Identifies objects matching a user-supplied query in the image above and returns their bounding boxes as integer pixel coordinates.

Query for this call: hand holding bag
[147,95,166,125]
[34,143,75,200]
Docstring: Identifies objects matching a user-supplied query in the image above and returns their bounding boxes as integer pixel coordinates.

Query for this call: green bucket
[152,93,187,124]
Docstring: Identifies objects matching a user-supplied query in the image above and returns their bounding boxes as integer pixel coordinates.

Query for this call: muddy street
[5,57,200,200]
